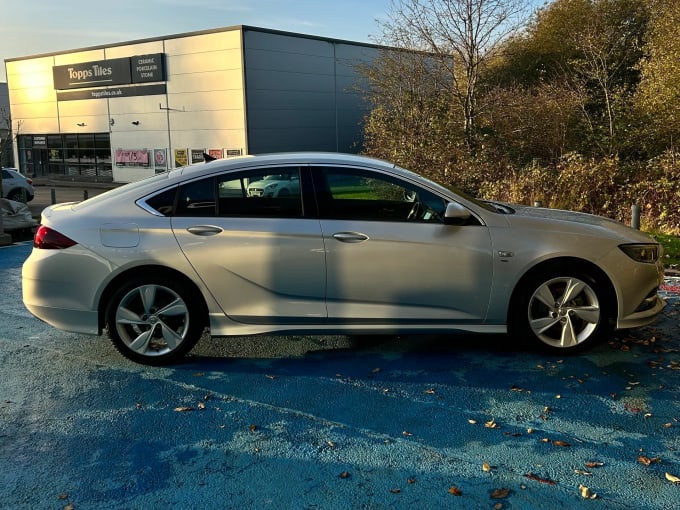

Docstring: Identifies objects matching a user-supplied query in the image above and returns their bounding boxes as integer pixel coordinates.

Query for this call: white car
[2,168,35,202]
[247,174,300,197]
[22,152,665,365]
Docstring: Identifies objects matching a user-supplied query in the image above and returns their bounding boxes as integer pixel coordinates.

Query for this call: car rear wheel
[106,278,204,365]
[511,269,610,353]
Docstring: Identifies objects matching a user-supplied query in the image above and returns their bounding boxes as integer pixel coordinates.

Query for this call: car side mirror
[444,202,471,225]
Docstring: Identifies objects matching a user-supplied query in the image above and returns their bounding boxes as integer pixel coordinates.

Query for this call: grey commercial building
[4,25,378,183]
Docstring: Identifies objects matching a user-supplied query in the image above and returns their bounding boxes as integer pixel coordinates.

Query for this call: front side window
[316,167,447,222]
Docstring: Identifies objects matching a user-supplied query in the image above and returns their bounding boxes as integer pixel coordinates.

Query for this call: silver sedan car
[22,153,665,365]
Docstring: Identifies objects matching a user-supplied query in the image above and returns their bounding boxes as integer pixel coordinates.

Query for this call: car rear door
[171,166,327,324]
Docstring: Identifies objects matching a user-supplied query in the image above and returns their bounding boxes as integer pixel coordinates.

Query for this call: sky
[0,0,550,83]
[0,0,394,82]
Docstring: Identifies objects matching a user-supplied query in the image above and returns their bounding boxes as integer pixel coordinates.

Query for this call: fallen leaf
[579,484,598,499]
[468,419,477,425]
[197,402,205,410]
[174,406,194,412]
[524,473,557,485]
[638,455,661,466]
[485,419,499,429]
[249,424,257,432]
[491,488,510,499]
[552,440,571,447]
[448,486,463,496]
[665,472,680,484]
[585,461,604,469]
[482,463,492,472]
[663,423,673,428]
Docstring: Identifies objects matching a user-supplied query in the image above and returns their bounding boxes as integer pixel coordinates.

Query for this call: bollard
[50,188,56,205]
[83,190,89,200]
[631,204,640,230]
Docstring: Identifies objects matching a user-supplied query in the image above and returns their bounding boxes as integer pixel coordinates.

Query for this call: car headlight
[619,244,659,263]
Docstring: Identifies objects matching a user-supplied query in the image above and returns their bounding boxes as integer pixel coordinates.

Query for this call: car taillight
[26,178,33,185]
[33,225,77,249]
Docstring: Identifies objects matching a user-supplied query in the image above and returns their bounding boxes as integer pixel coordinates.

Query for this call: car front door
[314,166,493,324]
[171,167,327,324]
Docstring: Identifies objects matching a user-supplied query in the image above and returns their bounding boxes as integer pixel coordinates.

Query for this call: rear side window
[146,166,305,218]
[176,178,216,216]
[216,167,303,217]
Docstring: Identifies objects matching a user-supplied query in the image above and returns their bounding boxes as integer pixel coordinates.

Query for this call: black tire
[106,277,205,365]
[509,267,611,353]
[7,189,26,202]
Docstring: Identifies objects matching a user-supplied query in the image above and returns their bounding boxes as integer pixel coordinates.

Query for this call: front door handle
[332,232,369,243]
[186,225,223,236]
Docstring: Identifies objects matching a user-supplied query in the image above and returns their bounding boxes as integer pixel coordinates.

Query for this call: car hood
[503,203,656,244]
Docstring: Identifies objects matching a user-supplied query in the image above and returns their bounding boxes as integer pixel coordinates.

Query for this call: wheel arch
[507,257,618,326]
[98,265,209,333]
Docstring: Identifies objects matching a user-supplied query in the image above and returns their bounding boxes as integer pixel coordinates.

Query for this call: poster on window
[154,149,167,172]
[115,149,150,167]
[174,149,188,167]
[208,148,223,160]
[190,149,205,165]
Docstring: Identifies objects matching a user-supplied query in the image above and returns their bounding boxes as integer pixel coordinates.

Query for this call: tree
[376,0,530,152]
[482,0,648,159]
[634,0,680,154]
[566,0,648,155]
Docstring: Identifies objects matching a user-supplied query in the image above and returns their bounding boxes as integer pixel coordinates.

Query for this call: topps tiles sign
[53,53,166,90]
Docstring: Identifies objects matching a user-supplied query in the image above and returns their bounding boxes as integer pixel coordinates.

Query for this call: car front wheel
[511,269,611,353]
[106,278,204,365]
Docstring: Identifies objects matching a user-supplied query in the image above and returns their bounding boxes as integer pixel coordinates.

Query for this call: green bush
[473,150,680,235]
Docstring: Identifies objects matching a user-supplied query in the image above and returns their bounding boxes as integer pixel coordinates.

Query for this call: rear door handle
[186,225,223,236]
[332,232,369,243]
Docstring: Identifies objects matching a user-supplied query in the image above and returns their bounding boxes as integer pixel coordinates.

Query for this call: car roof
[177,152,398,178]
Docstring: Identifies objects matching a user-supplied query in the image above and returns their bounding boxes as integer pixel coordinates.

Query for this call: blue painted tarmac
[1,242,679,509]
